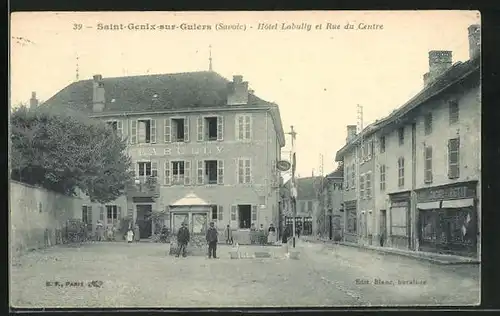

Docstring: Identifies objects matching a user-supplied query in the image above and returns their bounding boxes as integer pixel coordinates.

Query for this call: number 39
[73,24,83,30]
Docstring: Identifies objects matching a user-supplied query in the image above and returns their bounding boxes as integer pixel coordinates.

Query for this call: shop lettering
[426,186,469,201]
[137,146,223,156]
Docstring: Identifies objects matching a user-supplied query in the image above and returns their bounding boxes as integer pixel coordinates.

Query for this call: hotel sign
[133,145,224,156]
[416,181,477,202]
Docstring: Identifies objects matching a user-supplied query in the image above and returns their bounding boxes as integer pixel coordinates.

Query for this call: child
[126,228,134,243]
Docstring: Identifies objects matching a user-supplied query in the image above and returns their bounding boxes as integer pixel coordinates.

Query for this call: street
[10,240,479,308]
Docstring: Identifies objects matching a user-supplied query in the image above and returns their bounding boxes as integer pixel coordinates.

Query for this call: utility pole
[287,126,298,248]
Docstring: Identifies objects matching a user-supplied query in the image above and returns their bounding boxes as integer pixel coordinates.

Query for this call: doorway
[238,205,251,228]
[136,204,152,238]
[380,210,387,247]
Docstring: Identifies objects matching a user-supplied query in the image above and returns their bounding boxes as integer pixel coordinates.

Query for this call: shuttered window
[150,119,157,143]
[359,174,365,199]
[164,118,171,143]
[231,205,237,221]
[448,138,460,179]
[449,100,459,125]
[251,205,257,221]
[197,160,204,185]
[197,116,204,142]
[379,165,386,191]
[183,117,190,142]
[164,160,171,185]
[218,206,224,221]
[424,146,433,183]
[184,160,192,185]
[398,157,405,188]
[424,113,433,135]
[130,120,137,144]
[217,160,224,185]
[217,116,224,141]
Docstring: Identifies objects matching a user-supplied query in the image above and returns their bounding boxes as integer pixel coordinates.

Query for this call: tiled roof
[326,163,344,178]
[42,71,273,114]
[335,56,480,161]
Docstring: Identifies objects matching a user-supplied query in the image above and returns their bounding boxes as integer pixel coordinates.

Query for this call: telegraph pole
[287,126,298,248]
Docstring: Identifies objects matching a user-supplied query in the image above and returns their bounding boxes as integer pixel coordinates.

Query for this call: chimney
[227,74,249,105]
[468,24,481,60]
[29,91,38,109]
[346,125,357,142]
[423,50,452,87]
[92,74,105,112]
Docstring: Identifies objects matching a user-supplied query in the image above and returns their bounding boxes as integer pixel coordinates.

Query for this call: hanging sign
[276,160,291,172]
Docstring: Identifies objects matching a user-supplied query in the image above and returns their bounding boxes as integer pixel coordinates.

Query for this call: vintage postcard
[9,11,481,309]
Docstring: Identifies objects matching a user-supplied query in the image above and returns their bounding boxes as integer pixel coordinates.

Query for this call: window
[347,209,357,233]
[106,205,120,225]
[449,100,459,125]
[379,165,386,191]
[137,162,158,177]
[231,205,237,221]
[448,138,460,179]
[82,205,92,224]
[307,201,313,212]
[132,119,156,144]
[424,146,433,183]
[424,113,433,135]
[211,205,218,220]
[172,161,185,185]
[380,136,386,153]
[204,160,224,184]
[301,201,306,213]
[166,160,191,186]
[351,163,355,189]
[365,172,372,199]
[171,118,186,142]
[398,127,404,146]
[251,205,257,221]
[398,157,405,188]
[99,206,104,221]
[344,165,349,190]
[359,174,365,199]
[236,114,252,141]
[107,120,123,137]
[218,206,224,221]
[237,158,252,184]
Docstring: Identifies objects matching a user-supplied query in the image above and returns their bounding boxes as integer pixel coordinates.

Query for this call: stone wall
[10,181,86,257]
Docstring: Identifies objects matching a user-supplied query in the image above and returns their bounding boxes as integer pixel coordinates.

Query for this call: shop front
[416,181,478,258]
[343,200,357,243]
[388,191,411,250]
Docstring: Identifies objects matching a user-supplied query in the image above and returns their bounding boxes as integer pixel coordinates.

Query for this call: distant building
[281,176,323,236]
[335,24,480,258]
[316,164,344,240]
[42,71,286,244]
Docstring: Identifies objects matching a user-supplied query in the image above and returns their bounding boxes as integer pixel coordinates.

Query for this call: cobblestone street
[10,240,480,308]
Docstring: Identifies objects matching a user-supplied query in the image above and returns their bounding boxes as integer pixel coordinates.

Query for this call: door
[136,204,152,238]
[380,210,387,246]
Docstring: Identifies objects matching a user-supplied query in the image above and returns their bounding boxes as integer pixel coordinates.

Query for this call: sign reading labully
[416,181,477,202]
[134,145,224,156]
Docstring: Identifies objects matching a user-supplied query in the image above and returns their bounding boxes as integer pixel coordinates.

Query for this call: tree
[10,105,133,203]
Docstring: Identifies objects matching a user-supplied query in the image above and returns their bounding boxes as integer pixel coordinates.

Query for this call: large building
[316,165,344,240]
[335,24,480,258]
[42,70,286,243]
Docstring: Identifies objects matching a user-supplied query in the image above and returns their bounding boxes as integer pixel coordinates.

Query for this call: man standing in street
[176,222,190,258]
[206,222,218,259]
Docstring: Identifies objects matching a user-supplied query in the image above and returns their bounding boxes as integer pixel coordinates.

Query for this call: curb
[228,250,300,260]
[336,242,479,265]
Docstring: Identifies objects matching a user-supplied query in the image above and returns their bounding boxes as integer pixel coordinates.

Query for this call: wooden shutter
[99,206,104,221]
[87,206,93,224]
[244,115,251,140]
[150,119,157,143]
[164,119,171,143]
[184,160,191,185]
[448,138,460,178]
[152,161,158,177]
[217,116,224,141]
[218,206,224,221]
[251,205,257,221]
[425,146,433,183]
[130,120,137,144]
[217,160,224,185]
[117,206,122,220]
[164,160,171,185]
[236,116,243,141]
[244,159,251,184]
[197,160,204,185]
[117,121,123,139]
[183,117,190,142]
[197,116,204,142]
[231,205,237,221]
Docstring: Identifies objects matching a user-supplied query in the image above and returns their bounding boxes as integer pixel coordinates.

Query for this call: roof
[170,193,210,206]
[326,163,344,178]
[335,56,480,161]
[283,176,323,200]
[42,71,273,114]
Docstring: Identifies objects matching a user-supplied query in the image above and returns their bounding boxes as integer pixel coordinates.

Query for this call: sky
[10,11,480,178]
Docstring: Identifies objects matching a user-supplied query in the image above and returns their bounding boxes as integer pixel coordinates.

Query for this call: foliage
[10,105,133,203]
[150,208,169,232]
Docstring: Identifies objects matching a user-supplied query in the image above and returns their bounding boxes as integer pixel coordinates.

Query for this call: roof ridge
[75,71,225,83]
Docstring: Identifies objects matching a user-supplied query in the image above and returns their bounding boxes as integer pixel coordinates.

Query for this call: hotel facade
[42,71,286,242]
[335,24,481,258]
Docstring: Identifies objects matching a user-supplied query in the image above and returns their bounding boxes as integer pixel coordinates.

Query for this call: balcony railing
[126,176,160,198]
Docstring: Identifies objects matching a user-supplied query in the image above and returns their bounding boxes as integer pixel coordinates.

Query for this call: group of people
[94,220,141,243]
[281,225,302,244]
[176,221,219,258]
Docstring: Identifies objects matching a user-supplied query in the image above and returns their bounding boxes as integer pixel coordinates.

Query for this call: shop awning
[417,201,440,210]
[170,193,210,207]
[442,198,474,208]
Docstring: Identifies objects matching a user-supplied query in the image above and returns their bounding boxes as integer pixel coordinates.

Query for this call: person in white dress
[126,228,134,243]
